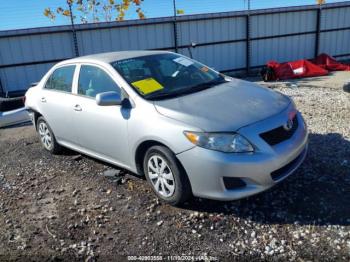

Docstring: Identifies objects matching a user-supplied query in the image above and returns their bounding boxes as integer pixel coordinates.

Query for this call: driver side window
[78,65,121,98]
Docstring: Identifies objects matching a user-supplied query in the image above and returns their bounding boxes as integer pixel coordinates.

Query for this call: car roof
[62,50,172,65]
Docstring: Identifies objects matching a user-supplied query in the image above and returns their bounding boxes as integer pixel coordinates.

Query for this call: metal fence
[0,1,349,93]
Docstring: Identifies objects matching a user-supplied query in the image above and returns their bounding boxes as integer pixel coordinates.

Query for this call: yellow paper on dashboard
[131,78,164,95]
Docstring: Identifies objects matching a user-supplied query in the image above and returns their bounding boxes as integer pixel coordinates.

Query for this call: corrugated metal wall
[250,10,317,66]
[319,5,350,56]
[177,16,247,71]
[0,2,349,92]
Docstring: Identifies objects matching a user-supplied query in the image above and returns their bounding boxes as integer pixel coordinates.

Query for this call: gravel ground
[0,74,349,261]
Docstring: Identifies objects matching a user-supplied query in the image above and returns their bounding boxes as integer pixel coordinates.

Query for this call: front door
[71,64,131,167]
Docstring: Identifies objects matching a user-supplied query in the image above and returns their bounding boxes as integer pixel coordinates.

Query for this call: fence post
[246,13,251,75]
[172,0,179,53]
[0,76,4,95]
[68,2,80,57]
[314,6,322,58]
[0,47,4,94]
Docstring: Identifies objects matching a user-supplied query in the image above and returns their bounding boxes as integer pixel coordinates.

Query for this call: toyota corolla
[25,51,308,205]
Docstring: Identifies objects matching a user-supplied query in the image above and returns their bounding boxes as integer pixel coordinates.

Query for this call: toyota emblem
[283,119,293,131]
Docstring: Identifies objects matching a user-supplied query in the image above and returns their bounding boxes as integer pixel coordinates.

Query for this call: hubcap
[147,155,175,198]
[38,122,53,150]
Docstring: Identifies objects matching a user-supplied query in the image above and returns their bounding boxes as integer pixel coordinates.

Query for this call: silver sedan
[25,51,308,205]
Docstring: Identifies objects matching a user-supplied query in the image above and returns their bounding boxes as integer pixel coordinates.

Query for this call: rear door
[70,64,131,167]
[38,65,79,144]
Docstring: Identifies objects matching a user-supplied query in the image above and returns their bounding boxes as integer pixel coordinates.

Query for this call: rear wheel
[37,116,61,154]
[143,145,192,206]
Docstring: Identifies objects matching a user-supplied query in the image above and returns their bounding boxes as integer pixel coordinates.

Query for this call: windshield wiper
[144,91,181,100]
[190,78,227,91]
[145,78,227,100]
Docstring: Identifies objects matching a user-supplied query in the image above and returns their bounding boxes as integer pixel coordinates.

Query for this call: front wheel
[143,145,192,206]
[37,116,61,154]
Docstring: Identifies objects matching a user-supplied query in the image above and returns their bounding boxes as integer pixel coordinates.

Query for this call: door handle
[74,104,82,111]
[40,97,46,103]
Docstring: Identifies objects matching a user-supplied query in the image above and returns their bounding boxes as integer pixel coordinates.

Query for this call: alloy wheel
[38,122,53,150]
[147,155,175,197]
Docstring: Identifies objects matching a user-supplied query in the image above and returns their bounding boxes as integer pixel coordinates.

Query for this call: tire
[143,145,192,206]
[37,116,62,154]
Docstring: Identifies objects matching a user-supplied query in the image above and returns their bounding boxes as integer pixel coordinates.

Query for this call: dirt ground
[0,72,349,261]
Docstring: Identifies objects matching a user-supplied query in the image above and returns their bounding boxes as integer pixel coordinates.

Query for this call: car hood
[154,79,290,132]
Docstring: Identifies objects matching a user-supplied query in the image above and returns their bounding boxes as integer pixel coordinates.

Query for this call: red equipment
[310,53,350,71]
[262,53,350,81]
[266,59,328,80]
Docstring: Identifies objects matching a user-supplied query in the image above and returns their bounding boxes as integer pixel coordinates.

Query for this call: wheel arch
[134,140,167,176]
[29,110,43,130]
[134,139,189,179]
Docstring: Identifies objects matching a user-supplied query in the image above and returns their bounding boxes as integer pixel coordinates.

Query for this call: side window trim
[43,64,77,94]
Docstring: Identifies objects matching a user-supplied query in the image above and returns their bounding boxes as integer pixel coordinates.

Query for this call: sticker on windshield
[131,78,164,95]
[174,57,194,67]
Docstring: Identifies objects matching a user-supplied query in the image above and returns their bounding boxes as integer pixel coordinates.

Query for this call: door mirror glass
[96,91,122,106]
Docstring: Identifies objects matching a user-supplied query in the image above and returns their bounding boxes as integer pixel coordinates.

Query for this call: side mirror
[96,91,122,106]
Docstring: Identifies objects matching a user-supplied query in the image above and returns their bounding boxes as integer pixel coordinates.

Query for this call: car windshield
[111,53,227,100]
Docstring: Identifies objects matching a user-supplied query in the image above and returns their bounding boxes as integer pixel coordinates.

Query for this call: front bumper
[177,110,308,201]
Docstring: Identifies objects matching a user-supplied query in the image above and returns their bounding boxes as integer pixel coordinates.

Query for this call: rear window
[45,65,75,92]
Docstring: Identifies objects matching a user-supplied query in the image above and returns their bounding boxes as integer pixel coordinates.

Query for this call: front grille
[223,177,246,190]
[260,116,298,146]
[271,151,304,181]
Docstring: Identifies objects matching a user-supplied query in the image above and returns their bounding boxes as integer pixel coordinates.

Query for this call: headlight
[184,131,254,153]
